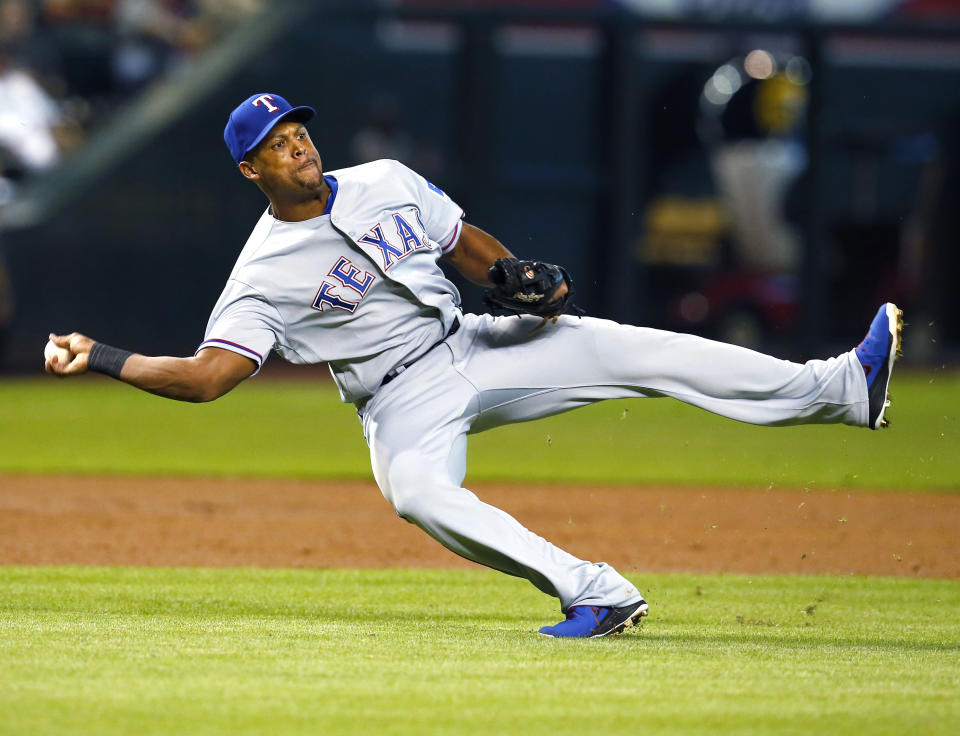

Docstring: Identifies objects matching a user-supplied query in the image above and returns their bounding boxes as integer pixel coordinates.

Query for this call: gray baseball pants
[361,313,869,611]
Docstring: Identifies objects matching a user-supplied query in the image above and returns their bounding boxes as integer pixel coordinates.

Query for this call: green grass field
[2,567,958,736]
[1,372,958,734]
[1,370,958,488]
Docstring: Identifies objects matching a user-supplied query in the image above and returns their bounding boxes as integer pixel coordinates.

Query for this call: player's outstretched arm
[44,332,255,403]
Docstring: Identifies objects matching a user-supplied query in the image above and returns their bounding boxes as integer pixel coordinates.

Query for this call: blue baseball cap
[224,93,316,164]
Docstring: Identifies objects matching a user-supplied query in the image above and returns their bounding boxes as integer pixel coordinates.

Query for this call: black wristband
[87,342,133,379]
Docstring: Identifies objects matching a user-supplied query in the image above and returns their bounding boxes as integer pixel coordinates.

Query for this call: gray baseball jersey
[199,159,463,403]
[197,158,872,614]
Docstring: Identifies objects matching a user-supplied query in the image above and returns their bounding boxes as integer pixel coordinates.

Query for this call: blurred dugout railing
[0,1,958,370]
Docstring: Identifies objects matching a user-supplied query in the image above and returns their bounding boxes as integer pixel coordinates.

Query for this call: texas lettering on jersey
[312,256,376,313]
[312,210,434,312]
[358,211,432,270]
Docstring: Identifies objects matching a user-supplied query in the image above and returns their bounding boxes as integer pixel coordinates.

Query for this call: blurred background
[0,0,958,371]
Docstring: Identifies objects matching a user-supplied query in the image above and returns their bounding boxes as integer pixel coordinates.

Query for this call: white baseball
[44,339,72,367]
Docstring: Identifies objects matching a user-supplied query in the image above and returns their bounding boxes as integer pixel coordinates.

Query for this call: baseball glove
[483,258,578,319]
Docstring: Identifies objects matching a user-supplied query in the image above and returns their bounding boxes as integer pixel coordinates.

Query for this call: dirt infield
[1,475,957,578]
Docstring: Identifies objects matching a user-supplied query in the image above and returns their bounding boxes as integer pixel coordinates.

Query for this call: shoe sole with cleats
[871,303,903,430]
[589,601,649,638]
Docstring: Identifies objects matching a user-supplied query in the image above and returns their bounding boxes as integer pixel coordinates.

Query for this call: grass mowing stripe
[1,371,958,489]
[1,567,958,736]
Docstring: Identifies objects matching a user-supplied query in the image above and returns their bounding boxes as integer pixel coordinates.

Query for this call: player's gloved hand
[483,258,580,319]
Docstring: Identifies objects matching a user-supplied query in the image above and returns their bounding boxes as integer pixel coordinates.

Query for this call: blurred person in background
[0,43,65,197]
[638,51,811,348]
[700,51,810,277]
[112,0,264,94]
[0,40,61,366]
[111,0,212,94]
[0,0,88,193]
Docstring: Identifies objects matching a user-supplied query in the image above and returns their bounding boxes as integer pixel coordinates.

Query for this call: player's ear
[238,160,259,180]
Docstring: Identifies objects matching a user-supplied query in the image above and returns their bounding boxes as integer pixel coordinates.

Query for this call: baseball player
[46,93,903,638]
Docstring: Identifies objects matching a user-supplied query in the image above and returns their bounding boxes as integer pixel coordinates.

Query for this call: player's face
[243,121,324,195]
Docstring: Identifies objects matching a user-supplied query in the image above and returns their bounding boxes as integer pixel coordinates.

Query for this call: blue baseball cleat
[539,600,648,638]
[855,303,903,430]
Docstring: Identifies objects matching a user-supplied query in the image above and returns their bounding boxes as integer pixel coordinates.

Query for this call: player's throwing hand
[44,332,92,376]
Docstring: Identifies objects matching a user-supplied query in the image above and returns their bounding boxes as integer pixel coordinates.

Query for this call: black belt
[381,317,461,388]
